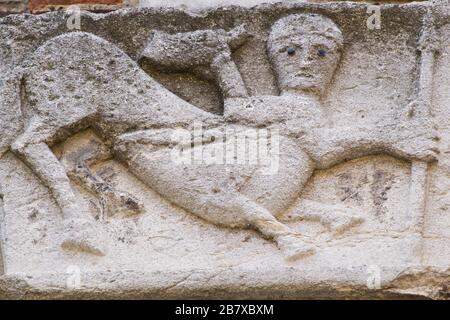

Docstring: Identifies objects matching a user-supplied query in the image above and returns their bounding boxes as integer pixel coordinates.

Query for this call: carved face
[267,14,343,96]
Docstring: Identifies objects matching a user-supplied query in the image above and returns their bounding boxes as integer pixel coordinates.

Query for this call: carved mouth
[295,73,314,79]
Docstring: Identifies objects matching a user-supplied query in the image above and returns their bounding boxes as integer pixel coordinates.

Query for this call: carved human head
[267,14,343,96]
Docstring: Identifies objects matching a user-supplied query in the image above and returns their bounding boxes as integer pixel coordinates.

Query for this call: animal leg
[58,134,145,219]
[11,132,107,255]
[237,197,317,261]
[12,141,80,219]
[66,161,144,219]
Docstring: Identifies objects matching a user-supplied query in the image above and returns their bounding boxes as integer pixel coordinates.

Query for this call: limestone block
[0,1,448,299]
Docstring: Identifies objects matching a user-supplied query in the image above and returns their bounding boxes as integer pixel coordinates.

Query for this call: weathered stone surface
[0,1,449,299]
[29,0,120,12]
[0,0,28,15]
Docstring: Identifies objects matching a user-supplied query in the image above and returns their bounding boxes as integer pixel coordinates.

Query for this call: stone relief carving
[0,184,4,275]
[0,13,439,262]
[1,1,450,299]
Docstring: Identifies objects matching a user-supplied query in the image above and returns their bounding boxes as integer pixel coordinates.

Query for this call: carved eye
[287,47,296,56]
[317,49,326,57]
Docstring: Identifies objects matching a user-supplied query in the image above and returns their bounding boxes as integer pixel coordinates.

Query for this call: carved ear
[226,24,253,50]
[137,30,165,62]
[147,30,157,43]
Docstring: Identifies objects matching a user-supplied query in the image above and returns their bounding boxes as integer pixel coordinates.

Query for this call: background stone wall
[0,0,448,299]
[0,0,427,15]
[0,0,137,15]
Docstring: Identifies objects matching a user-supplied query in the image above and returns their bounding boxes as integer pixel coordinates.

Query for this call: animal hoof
[61,219,107,256]
[277,235,316,261]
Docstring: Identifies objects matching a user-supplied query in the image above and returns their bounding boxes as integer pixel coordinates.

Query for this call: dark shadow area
[139,61,224,115]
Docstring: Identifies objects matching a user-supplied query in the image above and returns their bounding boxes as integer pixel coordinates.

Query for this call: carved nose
[298,58,313,68]
[298,47,317,63]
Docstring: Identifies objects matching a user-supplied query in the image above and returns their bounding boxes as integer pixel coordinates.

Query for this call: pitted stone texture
[0,2,449,299]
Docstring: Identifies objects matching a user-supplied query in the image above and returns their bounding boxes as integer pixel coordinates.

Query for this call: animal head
[139,24,251,76]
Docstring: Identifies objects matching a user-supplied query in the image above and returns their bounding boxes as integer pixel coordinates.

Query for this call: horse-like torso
[11,32,323,227]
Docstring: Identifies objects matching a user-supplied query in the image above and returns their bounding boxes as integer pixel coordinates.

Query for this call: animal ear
[147,30,156,42]
[137,30,163,62]
[147,29,165,42]
[226,24,253,50]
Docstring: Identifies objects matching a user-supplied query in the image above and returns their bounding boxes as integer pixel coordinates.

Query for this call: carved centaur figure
[0,14,438,260]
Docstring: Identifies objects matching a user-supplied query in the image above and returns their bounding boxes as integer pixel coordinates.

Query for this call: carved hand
[381,102,439,162]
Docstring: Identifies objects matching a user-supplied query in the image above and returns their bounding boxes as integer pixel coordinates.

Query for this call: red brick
[29,0,123,13]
